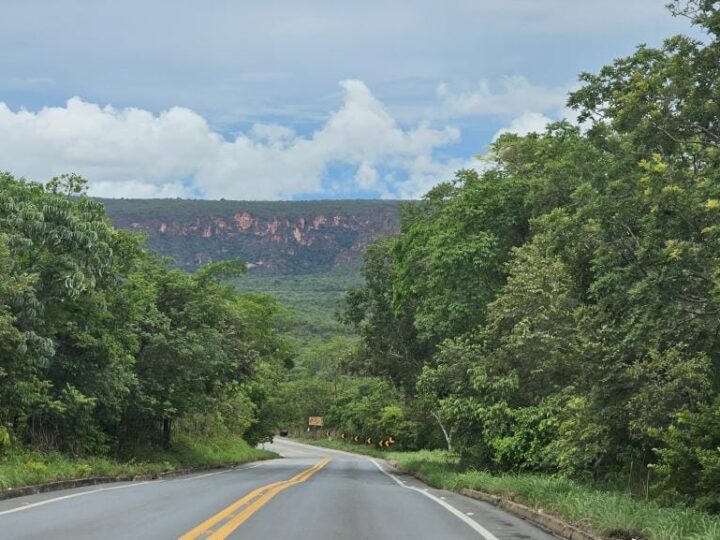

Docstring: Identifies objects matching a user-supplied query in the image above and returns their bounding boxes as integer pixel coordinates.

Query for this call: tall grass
[394,451,720,540]
[296,439,720,540]
[0,434,276,491]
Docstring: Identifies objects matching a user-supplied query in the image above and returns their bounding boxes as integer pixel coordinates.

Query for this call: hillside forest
[2,0,720,523]
[273,0,720,513]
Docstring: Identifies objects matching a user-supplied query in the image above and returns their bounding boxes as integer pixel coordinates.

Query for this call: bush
[654,397,720,511]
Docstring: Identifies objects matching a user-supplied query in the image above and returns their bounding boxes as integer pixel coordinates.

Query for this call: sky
[0,0,699,200]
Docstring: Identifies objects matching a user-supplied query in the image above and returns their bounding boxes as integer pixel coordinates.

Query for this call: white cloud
[249,123,296,144]
[393,156,490,200]
[0,99,216,193]
[438,76,571,118]
[0,80,470,200]
[89,180,191,199]
[355,161,379,189]
[493,112,554,141]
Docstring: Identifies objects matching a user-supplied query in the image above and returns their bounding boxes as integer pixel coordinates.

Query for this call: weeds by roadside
[294,438,720,540]
[0,434,276,491]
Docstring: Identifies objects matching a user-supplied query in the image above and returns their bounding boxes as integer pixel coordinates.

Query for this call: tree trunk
[430,410,452,452]
[162,417,172,449]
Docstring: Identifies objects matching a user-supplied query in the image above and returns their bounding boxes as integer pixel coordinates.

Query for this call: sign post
[308,416,323,439]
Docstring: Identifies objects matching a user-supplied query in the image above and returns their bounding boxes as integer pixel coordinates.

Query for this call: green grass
[294,439,720,540]
[0,434,276,491]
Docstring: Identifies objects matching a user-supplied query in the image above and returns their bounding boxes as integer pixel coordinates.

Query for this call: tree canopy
[0,172,289,454]
[342,0,720,509]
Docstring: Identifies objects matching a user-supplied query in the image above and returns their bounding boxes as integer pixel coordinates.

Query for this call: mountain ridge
[99,198,402,274]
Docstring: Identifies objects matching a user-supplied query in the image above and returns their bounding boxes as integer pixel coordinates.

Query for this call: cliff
[98,199,401,273]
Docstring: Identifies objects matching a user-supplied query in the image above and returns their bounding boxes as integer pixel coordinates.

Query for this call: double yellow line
[179,457,331,540]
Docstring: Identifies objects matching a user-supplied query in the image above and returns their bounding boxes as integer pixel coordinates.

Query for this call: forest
[277,0,720,515]
[0,172,290,463]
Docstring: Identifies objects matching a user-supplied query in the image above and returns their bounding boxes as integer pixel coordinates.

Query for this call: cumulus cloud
[0,80,470,200]
[437,76,571,118]
[0,99,217,197]
[493,112,555,141]
[89,180,191,199]
[249,123,296,144]
[392,155,490,200]
[354,161,379,189]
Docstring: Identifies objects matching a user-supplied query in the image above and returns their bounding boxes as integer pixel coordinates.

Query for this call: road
[0,438,558,539]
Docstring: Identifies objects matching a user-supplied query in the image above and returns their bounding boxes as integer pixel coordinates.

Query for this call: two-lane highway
[0,439,558,539]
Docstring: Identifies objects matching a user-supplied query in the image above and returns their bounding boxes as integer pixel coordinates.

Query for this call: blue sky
[0,0,698,200]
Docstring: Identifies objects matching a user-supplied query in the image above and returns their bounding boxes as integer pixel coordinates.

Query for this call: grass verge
[0,434,276,491]
[293,438,720,540]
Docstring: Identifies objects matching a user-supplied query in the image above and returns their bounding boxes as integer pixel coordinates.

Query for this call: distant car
[279,428,288,436]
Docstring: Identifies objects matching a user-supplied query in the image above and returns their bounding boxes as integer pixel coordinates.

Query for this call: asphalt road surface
[0,438,559,540]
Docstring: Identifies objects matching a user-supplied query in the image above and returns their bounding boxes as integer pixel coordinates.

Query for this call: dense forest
[279,0,720,512]
[233,263,362,345]
[0,173,290,457]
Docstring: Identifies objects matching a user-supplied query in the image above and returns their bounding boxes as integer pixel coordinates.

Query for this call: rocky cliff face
[99,199,401,273]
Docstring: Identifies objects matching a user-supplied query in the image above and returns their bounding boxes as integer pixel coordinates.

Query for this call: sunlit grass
[297,439,720,540]
[0,434,276,491]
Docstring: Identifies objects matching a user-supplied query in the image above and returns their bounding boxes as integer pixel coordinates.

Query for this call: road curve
[0,438,558,539]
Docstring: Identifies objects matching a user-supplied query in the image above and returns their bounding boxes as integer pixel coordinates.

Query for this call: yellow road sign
[308,416,323,427]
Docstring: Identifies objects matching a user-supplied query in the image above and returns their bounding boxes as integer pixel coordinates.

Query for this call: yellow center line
[178,457,331,540]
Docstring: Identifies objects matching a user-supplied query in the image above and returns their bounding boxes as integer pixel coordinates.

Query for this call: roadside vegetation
[0,433,275,490]
[0,173,287,489]
[275,3,720,538]
[296,439,720,540]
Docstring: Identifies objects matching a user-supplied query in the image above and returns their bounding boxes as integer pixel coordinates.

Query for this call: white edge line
[0,462,267,515]
[273,439,500,540]
[178,463,262,481]
[0,481,156,516]
[370,459,500,540]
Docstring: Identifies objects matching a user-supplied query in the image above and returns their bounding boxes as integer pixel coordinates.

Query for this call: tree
[344,237,428,392]
[0,172,288,454]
